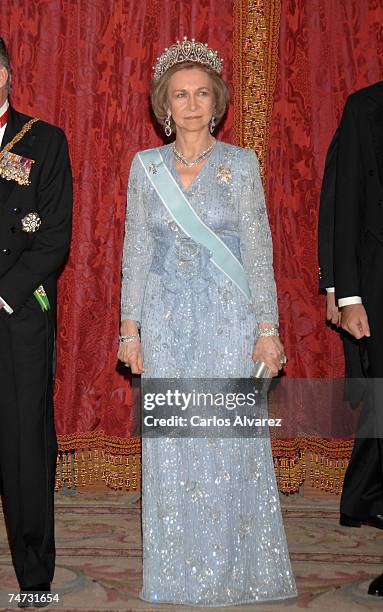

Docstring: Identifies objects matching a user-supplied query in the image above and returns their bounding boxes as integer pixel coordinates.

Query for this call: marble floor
[1,488,383,611]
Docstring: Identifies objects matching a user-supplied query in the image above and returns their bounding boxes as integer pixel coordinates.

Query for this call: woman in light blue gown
[118,38,297,606]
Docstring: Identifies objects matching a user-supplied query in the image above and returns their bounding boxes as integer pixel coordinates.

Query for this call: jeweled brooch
[148,162,158,174]
[21,212,42,233]
[216,165,232,184]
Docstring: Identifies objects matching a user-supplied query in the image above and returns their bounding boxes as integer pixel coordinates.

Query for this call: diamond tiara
[152,36,224,82]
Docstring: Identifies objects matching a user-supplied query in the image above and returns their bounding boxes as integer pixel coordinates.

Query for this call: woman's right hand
[117,339,145,374]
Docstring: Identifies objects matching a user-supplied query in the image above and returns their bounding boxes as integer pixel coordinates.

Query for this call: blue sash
[138,148,252,302]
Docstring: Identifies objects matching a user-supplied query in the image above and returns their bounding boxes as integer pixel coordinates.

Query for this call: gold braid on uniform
[0,118,39,160]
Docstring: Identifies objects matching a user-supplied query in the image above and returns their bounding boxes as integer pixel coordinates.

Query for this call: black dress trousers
[0,296,57,588]
[340,231,383,518]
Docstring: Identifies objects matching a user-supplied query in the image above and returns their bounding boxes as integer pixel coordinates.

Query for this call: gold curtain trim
[271,438,354,494]
[56,432,141,491]
[233,0,281,178]
[57,431,140,454]
[55,448,141,491]
[55,434,353,494]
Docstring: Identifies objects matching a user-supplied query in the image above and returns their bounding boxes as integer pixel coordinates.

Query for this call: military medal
[0,151,35,186]
[0,117,38,186]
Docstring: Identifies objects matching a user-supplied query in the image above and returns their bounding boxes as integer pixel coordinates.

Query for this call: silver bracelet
[119,334,140,343]
[256,326,279,338]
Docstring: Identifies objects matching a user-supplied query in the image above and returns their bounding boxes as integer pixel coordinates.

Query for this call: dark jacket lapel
[367,82,383,188]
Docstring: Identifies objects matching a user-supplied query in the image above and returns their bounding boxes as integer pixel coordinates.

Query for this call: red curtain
[2,0,383,489]
[267,0,383,379]
[0,1,234,453]
[231,0,383,492]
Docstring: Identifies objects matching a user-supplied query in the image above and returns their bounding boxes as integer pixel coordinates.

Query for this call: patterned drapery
[0,0,234,489]
[233,0,383,492]
[2,0,382,493]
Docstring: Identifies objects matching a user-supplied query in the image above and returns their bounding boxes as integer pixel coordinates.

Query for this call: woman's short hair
[150,61,230,132]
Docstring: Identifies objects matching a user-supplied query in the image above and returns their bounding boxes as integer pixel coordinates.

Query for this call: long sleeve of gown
[120,153,153,323]
[238,149,279,325]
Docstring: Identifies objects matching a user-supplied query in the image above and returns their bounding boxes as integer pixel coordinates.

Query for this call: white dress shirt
[325,287,362,306]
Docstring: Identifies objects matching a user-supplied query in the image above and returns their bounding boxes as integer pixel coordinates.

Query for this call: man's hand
[340,304,370,339]
[326,292,341,326]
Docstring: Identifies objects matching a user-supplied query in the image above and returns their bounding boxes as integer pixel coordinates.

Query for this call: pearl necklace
[173,140,216,167]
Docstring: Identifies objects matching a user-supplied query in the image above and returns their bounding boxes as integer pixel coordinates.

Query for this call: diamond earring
[209,115,216,134]
[164,112,172,137]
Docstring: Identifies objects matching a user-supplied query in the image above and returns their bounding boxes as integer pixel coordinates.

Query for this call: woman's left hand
[252,336,285,376]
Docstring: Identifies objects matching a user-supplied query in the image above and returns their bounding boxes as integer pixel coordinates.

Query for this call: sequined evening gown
[121,141,297,606]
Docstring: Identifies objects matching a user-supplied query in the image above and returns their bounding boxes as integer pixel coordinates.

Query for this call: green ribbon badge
[33,285,51,311]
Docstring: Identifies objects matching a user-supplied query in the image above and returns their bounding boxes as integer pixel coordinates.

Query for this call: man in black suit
[334,81,383,597]
[318,129,366,404]
[0,38,72,605]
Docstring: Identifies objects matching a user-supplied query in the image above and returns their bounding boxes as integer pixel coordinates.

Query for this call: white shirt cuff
[338,296,362,307]
[326,287,335,293]
[0,296,14,314]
